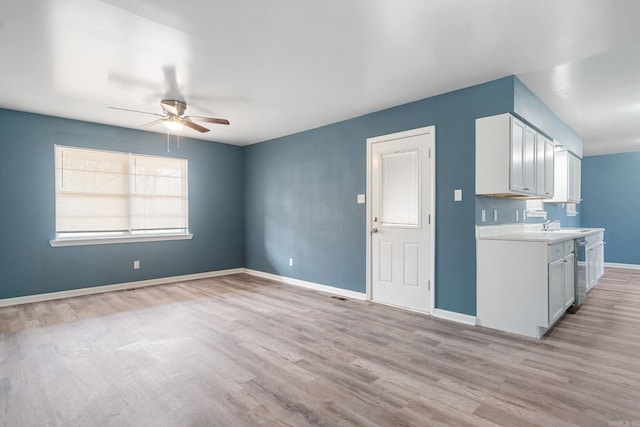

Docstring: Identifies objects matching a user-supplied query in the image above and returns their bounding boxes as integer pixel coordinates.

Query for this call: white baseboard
[434,308,477,326]
[2,267,475,329]
[243,269,367,301]
[244,270,478,326]
[604,262,640,270]
[0,268,244,308]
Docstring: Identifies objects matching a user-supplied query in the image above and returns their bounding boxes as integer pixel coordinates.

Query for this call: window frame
[49,145,193,247]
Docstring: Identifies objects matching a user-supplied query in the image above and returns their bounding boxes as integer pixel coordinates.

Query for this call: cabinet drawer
[563,240,575,255]
[585,232,603,246]
[549,243,564,261]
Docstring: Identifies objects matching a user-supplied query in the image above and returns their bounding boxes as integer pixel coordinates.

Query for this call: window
[51,145,191,246]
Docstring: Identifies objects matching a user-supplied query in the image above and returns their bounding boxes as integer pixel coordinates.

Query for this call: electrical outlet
[289,258,293,267]
[133,260,140,269]
[493,209,498,222]
[481,209,486,222]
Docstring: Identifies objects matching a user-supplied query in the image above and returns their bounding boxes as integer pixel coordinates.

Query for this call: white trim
[434,308,477,326]
[366,137,373,301]
[604,262,640,270]
[50,233,193,247]
[372,299,430,315]
[244,269,367,300]
[1,266,477,328]
[366,126,436,314]
[0,268,242,308]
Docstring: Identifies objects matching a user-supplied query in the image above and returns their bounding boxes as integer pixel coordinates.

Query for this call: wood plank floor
[1,269,639,426]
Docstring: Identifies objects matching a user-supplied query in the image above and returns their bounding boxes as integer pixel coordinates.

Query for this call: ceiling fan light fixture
[163,119,184,131]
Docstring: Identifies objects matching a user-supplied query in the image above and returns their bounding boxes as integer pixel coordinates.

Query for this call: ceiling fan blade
[141,119,165,128]
[182,119,210,133]
[109,106,165,117]
[185,116,230,125]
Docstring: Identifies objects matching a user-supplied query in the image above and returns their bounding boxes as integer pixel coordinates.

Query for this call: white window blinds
[55,146,188,237]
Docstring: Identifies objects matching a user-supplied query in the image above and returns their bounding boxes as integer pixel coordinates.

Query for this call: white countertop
[476,225,604,244]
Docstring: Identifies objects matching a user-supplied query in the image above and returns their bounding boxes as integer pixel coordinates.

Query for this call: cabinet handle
[523,187,530,191]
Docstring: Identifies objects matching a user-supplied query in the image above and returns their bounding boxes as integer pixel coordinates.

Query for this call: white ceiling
[1,0,639,155]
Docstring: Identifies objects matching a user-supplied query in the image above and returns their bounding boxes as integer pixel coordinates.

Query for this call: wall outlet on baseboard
[289,258,293,267]
[133,260,140,269]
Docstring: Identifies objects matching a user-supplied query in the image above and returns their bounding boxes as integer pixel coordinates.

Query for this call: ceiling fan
[109,99,229,133]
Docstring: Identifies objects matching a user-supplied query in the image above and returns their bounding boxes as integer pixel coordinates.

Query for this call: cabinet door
[510,118,526,193]
[586,245,597,291]
[568,154,581,202]
[563,254,575,309]
[535,134,555,197]
[548,258,564,325]
[595,241,605,280]
[544,138,555,197]
[523,127,537,194]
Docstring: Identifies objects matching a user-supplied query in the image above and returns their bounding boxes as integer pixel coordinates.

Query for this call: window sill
[49,233,193,247]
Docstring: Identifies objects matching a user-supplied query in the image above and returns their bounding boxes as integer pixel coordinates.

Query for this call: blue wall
[245,77,517,316]
[514,78,583,157]
[475,196,579,226]
[582,152,640,264]
[0,109,245,299]
[475,77,583,229]
[1,75,582,317]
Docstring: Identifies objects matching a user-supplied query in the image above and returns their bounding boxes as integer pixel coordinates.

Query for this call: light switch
[357,194,365,204]
[481,209,486,222]
[454,189,462,201]
[493,209,498,222]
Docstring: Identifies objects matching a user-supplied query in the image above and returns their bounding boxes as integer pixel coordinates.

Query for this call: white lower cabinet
[548,250,576,327]
[585,231,605,292]
[563,253,575,310]
[548,258,565,325]
[477,237,576,338]
[548,241,575,325]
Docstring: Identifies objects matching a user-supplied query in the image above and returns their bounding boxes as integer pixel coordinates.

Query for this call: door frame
[366,126,436,314]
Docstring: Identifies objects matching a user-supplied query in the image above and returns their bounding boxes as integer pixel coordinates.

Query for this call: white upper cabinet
[537,134,555,198]
[568,153,581,202]
[548,149,581,203]
[476,113,554,198]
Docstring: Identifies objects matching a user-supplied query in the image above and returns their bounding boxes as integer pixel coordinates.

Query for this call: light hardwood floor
[1,269,639,426]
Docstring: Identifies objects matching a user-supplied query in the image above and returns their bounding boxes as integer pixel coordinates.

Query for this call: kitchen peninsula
[476,224,604,338]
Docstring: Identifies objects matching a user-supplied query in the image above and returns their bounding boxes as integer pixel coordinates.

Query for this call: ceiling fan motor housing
[161,99,187,117]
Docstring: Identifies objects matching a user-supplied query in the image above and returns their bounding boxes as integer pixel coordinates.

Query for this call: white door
[368,128,434,313]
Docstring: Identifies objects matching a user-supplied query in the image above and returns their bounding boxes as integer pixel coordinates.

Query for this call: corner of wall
[512,77,583,157]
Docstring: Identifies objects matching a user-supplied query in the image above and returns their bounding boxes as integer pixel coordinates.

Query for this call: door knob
[371,228,378,233]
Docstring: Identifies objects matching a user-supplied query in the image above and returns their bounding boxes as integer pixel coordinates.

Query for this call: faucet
[542,220,560,231]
